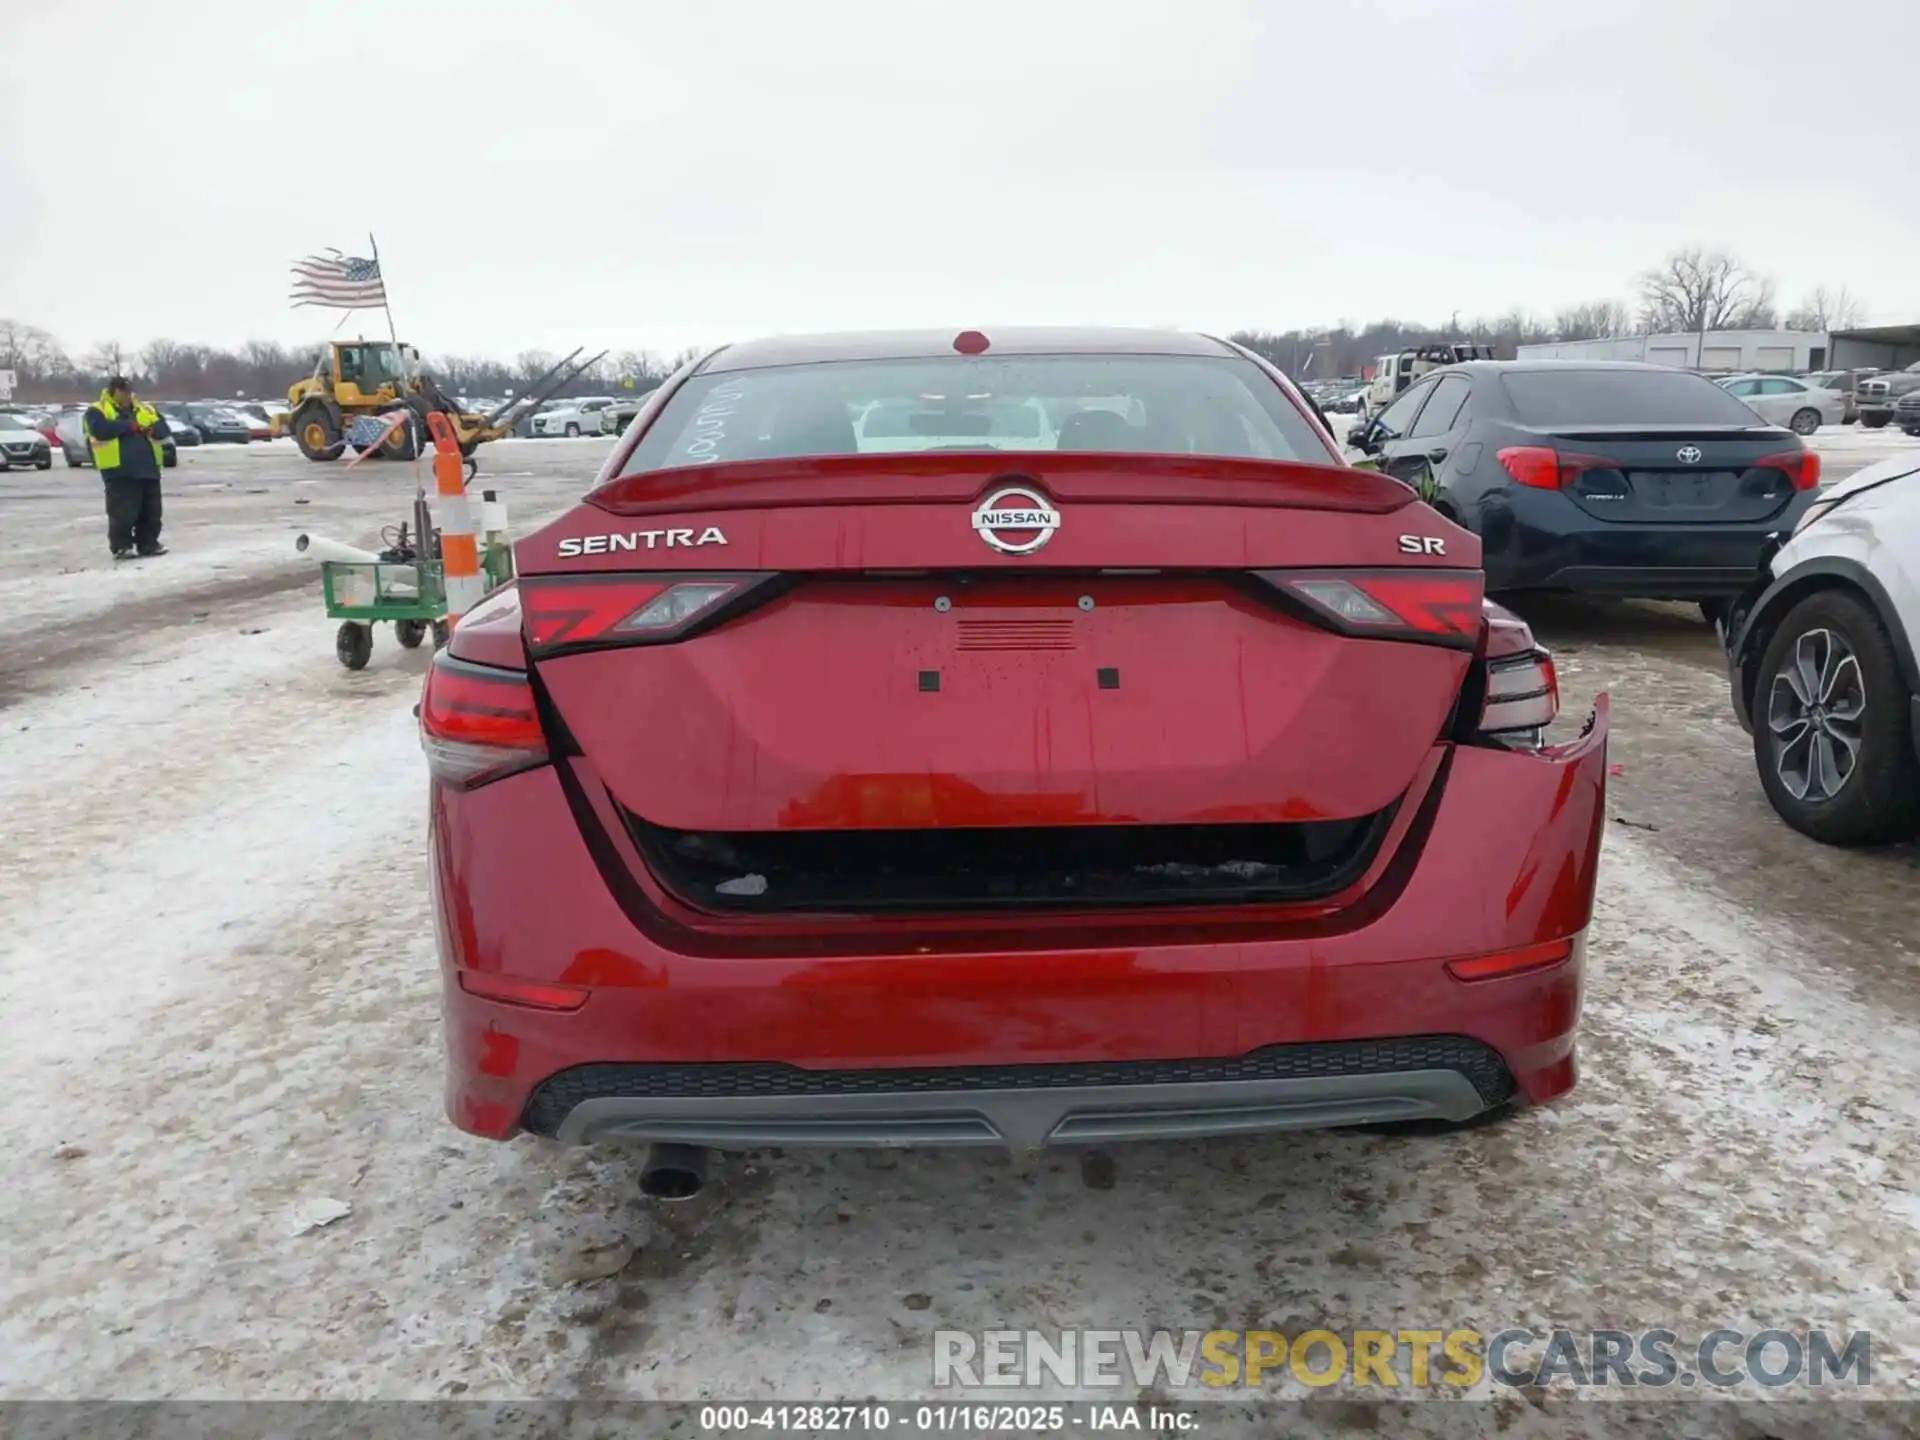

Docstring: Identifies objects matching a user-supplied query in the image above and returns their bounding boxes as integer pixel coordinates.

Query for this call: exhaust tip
[639,1143,709,1202]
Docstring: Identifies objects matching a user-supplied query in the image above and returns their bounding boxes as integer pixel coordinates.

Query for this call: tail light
[1474,606,1558,747]
[518,572,776,657]
[419,654,548,789]
[1496,447,1622,490]
[1755,449,1821,491]
[1256,569,1484,650]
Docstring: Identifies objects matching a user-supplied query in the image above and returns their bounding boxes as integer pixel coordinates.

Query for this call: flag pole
[366,231,427,503]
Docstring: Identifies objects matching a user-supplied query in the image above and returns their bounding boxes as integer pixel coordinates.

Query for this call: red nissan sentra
[423,328,1609,1173]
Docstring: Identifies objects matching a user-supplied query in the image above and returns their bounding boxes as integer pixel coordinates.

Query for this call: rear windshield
[620,355,1332,474]
[1501,369,1764,427]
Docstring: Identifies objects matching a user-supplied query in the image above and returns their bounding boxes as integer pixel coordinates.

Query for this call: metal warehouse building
[1515,329,1830,372]
[1826,323,1920,372]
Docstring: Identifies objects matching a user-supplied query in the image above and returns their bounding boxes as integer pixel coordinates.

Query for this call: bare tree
[0,318,72,380]
[1784,285,1866,332]
[1553,299,1636,342]
[610,349,669,389]
[1637,248,1775,334]
[78,341,130,380]
[513,349,559,386]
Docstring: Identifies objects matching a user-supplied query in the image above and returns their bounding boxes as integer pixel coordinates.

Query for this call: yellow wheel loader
[277,340,607,465]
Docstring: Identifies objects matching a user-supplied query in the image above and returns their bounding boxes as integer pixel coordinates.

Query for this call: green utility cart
[321,544,514,670]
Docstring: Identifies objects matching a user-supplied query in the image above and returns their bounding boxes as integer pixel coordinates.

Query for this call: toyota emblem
[1676,445,1703,464]
[971,484,1060,555]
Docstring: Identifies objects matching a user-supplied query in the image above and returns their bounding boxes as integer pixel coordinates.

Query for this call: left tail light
[1496,447,1624,491]
[517,572,778,657]
[419,654,548,789]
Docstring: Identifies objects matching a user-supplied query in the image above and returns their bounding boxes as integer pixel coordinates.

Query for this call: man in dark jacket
[85,376,171,560]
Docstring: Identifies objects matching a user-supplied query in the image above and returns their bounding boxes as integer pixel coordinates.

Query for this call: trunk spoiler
[587,451,1419,517]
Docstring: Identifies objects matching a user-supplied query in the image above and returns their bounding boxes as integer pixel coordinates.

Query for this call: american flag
[290,250,388,310]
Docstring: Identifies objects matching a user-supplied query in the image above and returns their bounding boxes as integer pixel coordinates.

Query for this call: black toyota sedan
[1347,361,1819,616]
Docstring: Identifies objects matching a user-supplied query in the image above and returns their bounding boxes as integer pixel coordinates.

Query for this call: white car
[1721,454,1920,844]
[531,397,618,437]
[1715,374,1845,435]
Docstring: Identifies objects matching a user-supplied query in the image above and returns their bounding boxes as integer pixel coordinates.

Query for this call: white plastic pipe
[479,490,509,537]
[296,533,420,603]
[295,534,383,565]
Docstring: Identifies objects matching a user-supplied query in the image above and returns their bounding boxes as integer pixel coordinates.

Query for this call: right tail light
[1755,449,1821,491]
[1255,569,1485,650]
[1474,608,1558,747]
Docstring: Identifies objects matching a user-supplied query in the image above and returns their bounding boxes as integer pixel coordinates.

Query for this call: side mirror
[1349,421,1379,454]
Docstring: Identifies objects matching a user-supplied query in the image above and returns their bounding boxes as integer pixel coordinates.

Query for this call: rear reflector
[419,654,548,789]
[1755,449,1821,491]
[1259,569,1484,649]
[457,971,590,1011]
[518,573,774,656]
[1445,940,1573,983]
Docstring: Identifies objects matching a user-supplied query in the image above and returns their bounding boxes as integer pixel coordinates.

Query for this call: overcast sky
[4,0,1916,363]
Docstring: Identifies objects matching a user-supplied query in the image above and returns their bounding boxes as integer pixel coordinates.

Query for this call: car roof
[699,327,1240,374]
[1446,360,1714,375]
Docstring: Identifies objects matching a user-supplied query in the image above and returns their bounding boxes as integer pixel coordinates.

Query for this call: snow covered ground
[1,441,1916,1414]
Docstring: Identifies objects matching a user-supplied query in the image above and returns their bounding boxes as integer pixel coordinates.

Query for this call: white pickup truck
[1355,344,1496,424]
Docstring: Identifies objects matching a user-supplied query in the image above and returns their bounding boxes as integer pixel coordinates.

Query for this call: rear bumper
[527,1033,1525,1149]
[1479,488,1808,598]
[432,707,1610,1150]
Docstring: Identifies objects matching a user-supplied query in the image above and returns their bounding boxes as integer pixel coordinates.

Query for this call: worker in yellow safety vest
[85,375,173,560]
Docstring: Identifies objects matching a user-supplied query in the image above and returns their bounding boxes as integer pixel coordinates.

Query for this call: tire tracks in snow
[0,691,647,1399]
[0,602,432,929]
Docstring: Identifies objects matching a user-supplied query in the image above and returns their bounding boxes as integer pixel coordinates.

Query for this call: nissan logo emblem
[1676,445,1703,464]
[971,484,1060,555]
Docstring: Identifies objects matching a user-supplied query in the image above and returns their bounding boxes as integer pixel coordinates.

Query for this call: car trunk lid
[1523,425,1807,524]
[519,453,1482,911]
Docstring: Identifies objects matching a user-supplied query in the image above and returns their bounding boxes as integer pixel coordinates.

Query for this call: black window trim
[1375,376,1440,438]
[1407,373,1472,440]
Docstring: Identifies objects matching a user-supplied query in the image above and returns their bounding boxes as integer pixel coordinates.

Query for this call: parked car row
[1301,377,1366,413]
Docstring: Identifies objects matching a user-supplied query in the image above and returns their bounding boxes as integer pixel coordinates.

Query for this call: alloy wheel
[1766,627,1866,802]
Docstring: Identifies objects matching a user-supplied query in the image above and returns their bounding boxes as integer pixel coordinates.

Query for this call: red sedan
[423,328,1608,1189]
